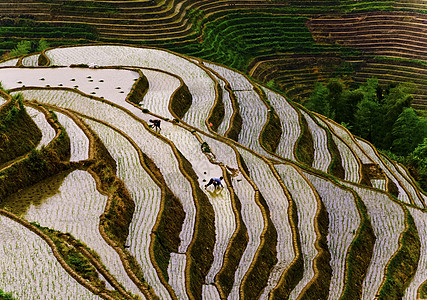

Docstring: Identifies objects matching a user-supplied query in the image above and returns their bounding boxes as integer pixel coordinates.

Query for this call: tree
[336,89,363,126]
[304,82,330,117]
[354,97,385,147]
[0,289,17,300]
[7,40,32,57]
[391,108,427,156]
[359,77,379,103]
[412,138,427,170]
[326,78,344,120]
[382,83,415,148]
[36,39,49,52]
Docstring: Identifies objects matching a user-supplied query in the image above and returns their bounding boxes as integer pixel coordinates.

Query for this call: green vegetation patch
[179,151,215,299]
[0,289,17,300]
[270,194,304,299]
[339,194,375,299]
[225,91,242,142]
[327,129,346,179]
[261,106,282,153]
[40,0,120,14]
[0,94,42,164]
[241,192,278,299]
[176,13,333,72]
[296,195,332,300]
[207,84,225,133]
[0,108,70,200]
[127,70,149,105]
[295,113,315,166]
[0,17,97,57]
[170,84,192,119]
[420,281,427,299]
[377,208,421,299]
[142,152,185,281]
[88,129,134,245]
[215,173,249,298]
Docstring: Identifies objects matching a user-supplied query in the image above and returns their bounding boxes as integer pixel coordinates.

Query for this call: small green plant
[0,289,17,300]
[187,8,205,34]
[36,38,49,52]
[28,149,47,171]
[7,40,31,57]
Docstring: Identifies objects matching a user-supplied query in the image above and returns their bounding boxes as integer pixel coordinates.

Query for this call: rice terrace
[1,1,427,300]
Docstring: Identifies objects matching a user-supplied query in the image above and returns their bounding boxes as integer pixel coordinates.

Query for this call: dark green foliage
[420,281,427,298]
[412,138,427,170]
[40,0,120,13]
[170,84,192,119]
[382,83,416,148]
[393,138,427,191]
[28,149,47,171]
[215,175,249,298]
[36,39,49,53]
[142,151,185,281]
[261,107,282,153]
[339,195,375,300]
[305,77,421,155]
[305,82,330,117]
[391,108,427,156]
[179,152,215,299]
[305,76,427,189]
[241,192,278,300]
[377,209,420,299]
[0,289,17,300]
[354,97,385,146]
[174,13,342,71]
[326,79,344,119]
[7,40,32,57]
[336,89,364,126]
[0,96,42,164]
[296,114,314,166]
[0,17,97,56]
[187,8,205,34]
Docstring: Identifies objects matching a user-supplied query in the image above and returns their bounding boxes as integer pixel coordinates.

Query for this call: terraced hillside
[1,0,427,107]
[0,45,426,299]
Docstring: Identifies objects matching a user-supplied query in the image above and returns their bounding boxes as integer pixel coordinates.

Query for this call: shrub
[0,289,17,300]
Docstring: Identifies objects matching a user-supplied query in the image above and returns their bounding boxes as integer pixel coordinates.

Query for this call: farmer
[149,119,161,132]
[205,176,224,189]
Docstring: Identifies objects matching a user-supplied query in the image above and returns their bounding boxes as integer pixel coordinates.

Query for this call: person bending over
[205,176,224,189]
[149,119,161,132]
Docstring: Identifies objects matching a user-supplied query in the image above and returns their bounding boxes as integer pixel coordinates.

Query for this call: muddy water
[1,170,71,216]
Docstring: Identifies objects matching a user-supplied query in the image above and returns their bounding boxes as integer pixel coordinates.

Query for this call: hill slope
[0,45,426,299]
[1,0,427,107]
